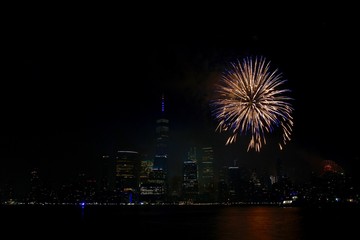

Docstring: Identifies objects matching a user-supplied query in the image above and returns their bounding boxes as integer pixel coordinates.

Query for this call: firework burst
[210,56,294,152]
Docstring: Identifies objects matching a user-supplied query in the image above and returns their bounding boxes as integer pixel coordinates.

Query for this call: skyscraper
[198,147,215,202]
[182,147,199,202]
[147,94,170,202]
[153,94,169,173]
[115,150,141,203]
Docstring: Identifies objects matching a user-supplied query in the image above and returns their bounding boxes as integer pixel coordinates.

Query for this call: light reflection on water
[215,207,303,240]
[1,205,358,239]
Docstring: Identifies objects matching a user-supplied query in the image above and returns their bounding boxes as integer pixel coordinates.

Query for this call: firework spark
[210,56,294,152]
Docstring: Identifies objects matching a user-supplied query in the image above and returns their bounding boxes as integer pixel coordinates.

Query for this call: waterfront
[1,204,358,239]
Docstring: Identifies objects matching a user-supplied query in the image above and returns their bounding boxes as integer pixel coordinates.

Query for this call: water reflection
[216,206,303,240]
[2,204,358,239]
[80,203,85,220]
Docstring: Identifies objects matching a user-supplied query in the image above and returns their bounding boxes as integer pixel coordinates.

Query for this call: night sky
[2,9,359,193]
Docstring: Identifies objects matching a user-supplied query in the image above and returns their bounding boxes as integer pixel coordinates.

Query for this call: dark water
[1,204,358,239]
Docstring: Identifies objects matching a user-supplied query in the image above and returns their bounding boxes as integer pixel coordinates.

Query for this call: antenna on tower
[161,93,165,113]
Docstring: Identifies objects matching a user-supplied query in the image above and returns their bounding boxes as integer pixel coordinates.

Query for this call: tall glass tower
[182,147,199,202]
[115,150,141,203]
[151,94,170,201]
[198,146,215,202]
[153,94,169,172]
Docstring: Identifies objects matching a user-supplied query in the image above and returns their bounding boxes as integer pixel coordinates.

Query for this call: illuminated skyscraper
[151,94,170,201]
[198,147,215,202]
[153,94,169,172]
[182,147,199,202]
[28,168,46,203]
[115,150,141,203]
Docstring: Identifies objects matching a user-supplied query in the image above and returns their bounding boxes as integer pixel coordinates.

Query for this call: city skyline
[2,11,359,193]
[2,7,360,240]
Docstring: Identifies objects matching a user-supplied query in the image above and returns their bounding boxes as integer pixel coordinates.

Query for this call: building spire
[161,93,165,113]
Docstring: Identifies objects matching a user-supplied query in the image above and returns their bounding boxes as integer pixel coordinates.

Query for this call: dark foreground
[1,204,358,239]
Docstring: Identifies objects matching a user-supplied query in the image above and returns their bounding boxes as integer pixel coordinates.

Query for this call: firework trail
[210,56,294,152]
